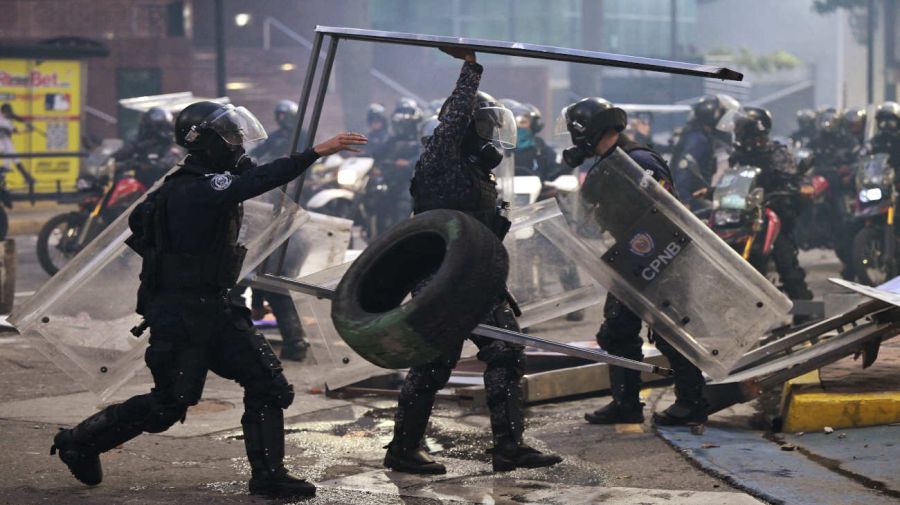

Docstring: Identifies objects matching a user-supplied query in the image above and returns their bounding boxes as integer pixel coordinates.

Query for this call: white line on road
[14,291,35,297]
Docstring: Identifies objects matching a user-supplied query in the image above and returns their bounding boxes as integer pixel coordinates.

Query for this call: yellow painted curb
[782,389,900,432]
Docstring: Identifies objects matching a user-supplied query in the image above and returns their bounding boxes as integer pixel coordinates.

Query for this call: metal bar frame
[249,273,672,376]
[270,26,744,275]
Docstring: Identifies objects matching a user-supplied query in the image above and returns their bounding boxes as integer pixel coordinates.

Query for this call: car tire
[331,209,508,369]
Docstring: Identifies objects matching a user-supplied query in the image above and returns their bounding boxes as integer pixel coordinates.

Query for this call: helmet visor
[714,95,742,133]
[473,106,517,149]
[207,105,268,145]
[553,105,577,138]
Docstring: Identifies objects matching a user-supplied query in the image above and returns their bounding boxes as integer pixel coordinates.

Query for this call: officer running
[50,101,366,499]
[383,48,562,475]
[559,98,710,427]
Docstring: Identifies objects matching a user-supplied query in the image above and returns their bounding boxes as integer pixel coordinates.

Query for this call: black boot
[490,439,562,472]
[652,350,708,426]
[585,367,644,424]
[383,442,446,475]
[50,406,142,486]
[242,406,316,498]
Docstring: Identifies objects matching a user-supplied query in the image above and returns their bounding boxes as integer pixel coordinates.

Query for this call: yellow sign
[0,58,82,194]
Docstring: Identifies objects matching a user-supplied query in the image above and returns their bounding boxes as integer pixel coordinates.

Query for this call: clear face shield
[553,105,573,139]
[206,105,268,146]
[714,94,742,134]
[473,105,517,149]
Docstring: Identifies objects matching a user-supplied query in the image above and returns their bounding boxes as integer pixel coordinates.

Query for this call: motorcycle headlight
[859,187,883,203]
[714,209,742,226]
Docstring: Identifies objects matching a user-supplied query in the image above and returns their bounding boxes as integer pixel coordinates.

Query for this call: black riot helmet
[842,107,866,137]
[175,101,267,171]
[558,97,627,167]
[691,94,740,132]
[446,91,517,171]
[875,101,900,134]
[274,99,298,131]
[138,106,174,141]
[733,107,772,152]
[391,97,423,141]
[511,103,544,134]
[816,107,841,136]
[796,108,816,131]
[366,103,387,129]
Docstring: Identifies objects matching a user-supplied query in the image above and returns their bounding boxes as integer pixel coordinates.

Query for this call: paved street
[0,233,896,504]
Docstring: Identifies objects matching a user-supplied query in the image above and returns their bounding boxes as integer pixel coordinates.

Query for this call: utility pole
[214,0,226,97]
[670,0,678,104]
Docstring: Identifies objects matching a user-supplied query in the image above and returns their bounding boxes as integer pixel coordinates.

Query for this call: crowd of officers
[48,49,900,499]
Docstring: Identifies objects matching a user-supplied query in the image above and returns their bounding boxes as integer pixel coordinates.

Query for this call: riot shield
[9,188,307,399]
[295,199,605,389]
[539,148,792,379]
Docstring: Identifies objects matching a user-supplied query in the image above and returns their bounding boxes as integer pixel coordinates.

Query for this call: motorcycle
[707,165,783,281]
[850,153,896,286]
[37,157,148,275]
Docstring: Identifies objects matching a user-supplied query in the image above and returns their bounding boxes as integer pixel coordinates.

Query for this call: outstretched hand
[440,47,476,62]
[313,132,368,156]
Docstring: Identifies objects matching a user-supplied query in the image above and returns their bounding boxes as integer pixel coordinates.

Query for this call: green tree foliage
[812,0,866,14]
[706,48,802,73]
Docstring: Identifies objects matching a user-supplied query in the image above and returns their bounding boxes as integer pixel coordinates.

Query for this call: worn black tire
[852,226,892,286]
[37,212,85,276]
[332,210,509,369]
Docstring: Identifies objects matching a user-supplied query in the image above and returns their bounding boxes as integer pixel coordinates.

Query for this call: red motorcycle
[37,160,148,275]
[706,165,785,281]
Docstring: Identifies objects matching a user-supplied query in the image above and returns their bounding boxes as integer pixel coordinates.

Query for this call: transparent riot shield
[538,148,792,379]
[294,199,606,389]
[9,188,307,399]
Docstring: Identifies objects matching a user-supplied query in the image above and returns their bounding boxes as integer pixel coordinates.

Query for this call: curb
[781,387,900,432]
[8,218,48,236]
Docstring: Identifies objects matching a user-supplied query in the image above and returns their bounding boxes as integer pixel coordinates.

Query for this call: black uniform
[590,135,707,423]
[670,123,717,210]
[870,131,900,168]
[52,150,320,484]
[367,135,419,233]
[396,60,525,455]
[730,143,814,300]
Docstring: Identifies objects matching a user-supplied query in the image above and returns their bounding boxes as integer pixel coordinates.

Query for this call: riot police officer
[364,102,390,156]
[670,94,739,210]
[114,106,183,187]
[50,101,366,499]
[385,49,562,475]
[365,98,423,234]
[842,107,867,149]
[730,107,814,301]
[559,98,710,427]
[790,108,818,147]
[869,101,900,167]
[250,100,297,164]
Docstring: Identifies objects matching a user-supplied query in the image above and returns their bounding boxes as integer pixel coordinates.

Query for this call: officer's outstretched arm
[200,133,367,206]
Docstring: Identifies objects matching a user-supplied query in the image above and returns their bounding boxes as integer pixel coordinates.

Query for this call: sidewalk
[6,200,76,236]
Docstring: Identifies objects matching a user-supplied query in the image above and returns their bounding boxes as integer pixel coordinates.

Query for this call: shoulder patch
[209,173,233,191]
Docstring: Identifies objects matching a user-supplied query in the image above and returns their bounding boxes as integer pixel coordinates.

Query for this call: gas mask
[562,144,592,168]
[462,127,504,171]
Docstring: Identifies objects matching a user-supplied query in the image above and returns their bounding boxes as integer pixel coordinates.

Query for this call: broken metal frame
[247,272,672,376]
[262,25,743,371]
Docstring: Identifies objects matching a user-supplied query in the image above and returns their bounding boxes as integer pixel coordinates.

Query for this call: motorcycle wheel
[37,212,86,276]
[852,226,892,286]
[0,206,8,241]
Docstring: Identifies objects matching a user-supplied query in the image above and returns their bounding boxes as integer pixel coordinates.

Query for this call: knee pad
[405,363,454,394]
[480,342,525,375]
[245,371,295,411]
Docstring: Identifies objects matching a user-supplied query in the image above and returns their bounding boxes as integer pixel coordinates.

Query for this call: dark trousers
[66,300,294,474]
[391,301,526,450]
[596,295,705,404]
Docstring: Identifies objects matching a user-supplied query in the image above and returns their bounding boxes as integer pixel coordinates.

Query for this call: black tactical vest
[131,166,246,314]
[410,162,509,238]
